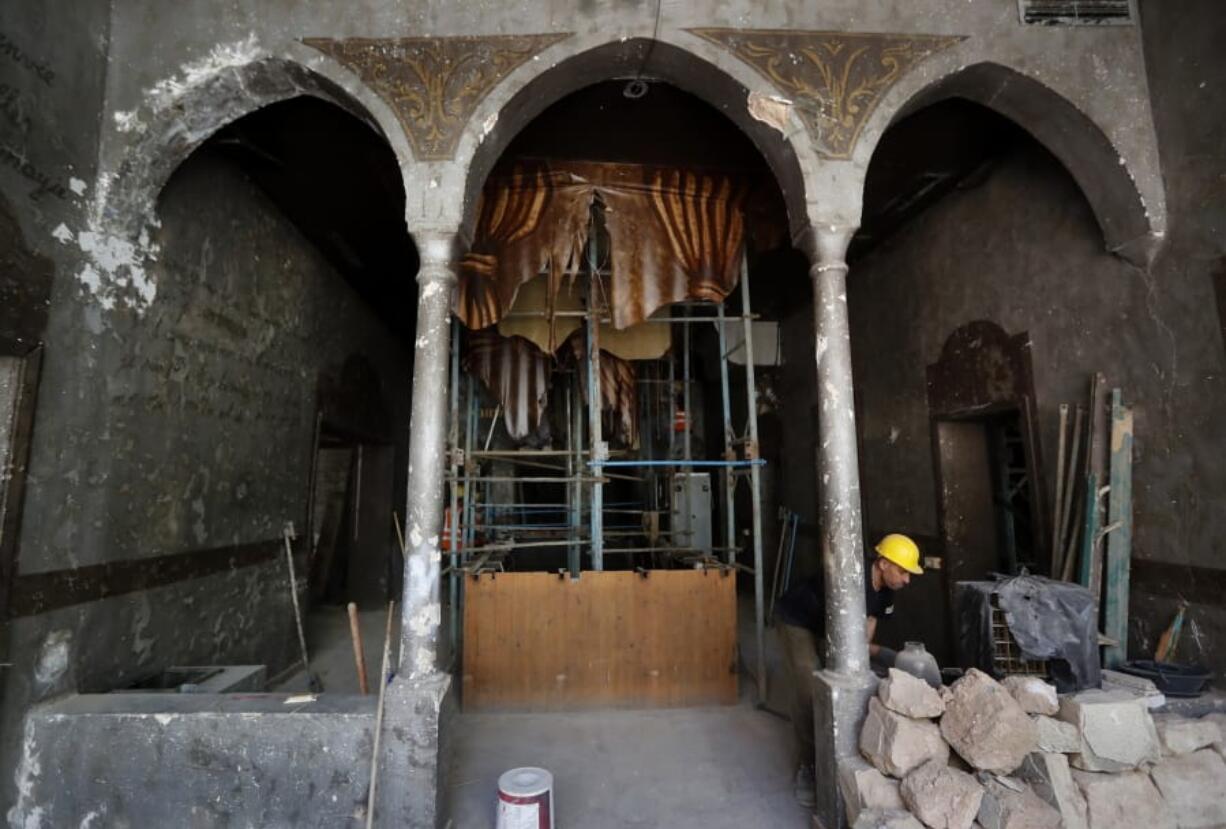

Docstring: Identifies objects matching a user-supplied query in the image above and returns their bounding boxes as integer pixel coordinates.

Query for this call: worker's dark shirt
[774,560,894,637]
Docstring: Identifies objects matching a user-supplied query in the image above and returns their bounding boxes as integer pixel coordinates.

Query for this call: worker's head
[874,533,923,589]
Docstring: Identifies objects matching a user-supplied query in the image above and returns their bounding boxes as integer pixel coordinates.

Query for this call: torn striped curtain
[455,160,751,334]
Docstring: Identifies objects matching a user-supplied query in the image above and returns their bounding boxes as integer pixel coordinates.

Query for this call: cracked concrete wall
[1,145,412,821]
[807,0,1226,679]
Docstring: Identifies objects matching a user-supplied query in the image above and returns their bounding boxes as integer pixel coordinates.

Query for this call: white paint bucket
[496,767,554,829]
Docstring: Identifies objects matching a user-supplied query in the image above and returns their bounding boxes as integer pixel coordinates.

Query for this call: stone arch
[855,61,1160,263]
[449,35,824,244]
[99,49,416,242]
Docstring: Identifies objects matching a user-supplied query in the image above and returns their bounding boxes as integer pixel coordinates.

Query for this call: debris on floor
[851,668,1226,829]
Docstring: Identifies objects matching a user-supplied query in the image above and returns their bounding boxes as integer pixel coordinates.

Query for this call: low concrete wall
[12,693,378,828]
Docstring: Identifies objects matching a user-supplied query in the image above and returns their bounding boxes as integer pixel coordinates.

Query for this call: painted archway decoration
[688,29,965,159]
[301,33,572,160]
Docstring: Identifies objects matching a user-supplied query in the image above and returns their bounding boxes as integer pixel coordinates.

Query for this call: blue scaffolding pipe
[589,459,767,468]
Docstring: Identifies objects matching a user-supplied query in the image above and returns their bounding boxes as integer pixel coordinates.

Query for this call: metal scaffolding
[444,220,770,701]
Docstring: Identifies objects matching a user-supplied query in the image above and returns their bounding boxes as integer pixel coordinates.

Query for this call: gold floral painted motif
[302,34,571,160]
[688,29,965,159]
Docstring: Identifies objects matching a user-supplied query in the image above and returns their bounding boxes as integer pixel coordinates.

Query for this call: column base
[811,669,878,829]
[375,670,455,829]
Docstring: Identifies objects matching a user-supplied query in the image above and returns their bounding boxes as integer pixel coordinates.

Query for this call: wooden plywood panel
[462,569,737,711]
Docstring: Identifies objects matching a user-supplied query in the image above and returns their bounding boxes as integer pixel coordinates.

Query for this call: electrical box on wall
[671,472,713,555]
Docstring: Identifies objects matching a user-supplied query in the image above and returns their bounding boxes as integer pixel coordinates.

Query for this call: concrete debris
[1101,669,1166,709]
[840,763,906,825]
[879,668,946,719]
[1153,714,1221,756]
[976,774,1062,829]
[852,809,926,829]
[1001,676,1059,716]
[1033,715,1080,753]
[860,696,950,778]
[1148,749,1226,828]
[1017,752,1088,829]
[1072,768,1176,829]
[1058,689,1160,772]
[900,758,984,829]
[940,669,1037,774]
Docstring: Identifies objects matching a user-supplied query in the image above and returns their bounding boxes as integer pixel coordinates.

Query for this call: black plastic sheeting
[955,574,1101,693]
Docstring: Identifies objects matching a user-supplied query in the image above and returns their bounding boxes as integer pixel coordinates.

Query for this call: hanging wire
[623,0,663,99]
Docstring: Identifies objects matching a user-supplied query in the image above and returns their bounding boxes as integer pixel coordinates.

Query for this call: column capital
[411,227,463,286]
[795,223,858,269]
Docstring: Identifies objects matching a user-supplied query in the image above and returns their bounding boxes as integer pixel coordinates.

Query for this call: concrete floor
[444,594,810,829]
[277,596,810,828]
[274,603,401,693]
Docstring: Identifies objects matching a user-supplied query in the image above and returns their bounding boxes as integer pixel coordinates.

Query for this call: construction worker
[774,533,923,807]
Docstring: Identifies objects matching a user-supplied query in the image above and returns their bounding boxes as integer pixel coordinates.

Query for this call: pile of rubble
[845,667,1226,829]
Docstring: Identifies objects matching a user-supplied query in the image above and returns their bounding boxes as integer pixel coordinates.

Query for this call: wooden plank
[1103,391,1133,668]
[461,569,737,710]
[1080,373,1108,602]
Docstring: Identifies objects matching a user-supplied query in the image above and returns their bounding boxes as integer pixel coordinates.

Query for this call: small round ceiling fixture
[622,79,649,100]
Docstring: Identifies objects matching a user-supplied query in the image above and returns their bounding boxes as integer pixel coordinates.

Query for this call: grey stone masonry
[1059,689,1161,772]
[900,758,984,829]
[1001,676,1059,716]
[1033,715,1081,753]
[1072,768,1176,829]
[878,668,945,719]
[840,761,906,824]
[1017,752,1088,829]
[1152,713,1222,756]
[1148,748,1226,829]
[976,774,1063,829]
[940,669,1037,774]
[860,696,950,778]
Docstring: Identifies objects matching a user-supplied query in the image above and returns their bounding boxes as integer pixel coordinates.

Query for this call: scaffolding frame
[444,216,770,702]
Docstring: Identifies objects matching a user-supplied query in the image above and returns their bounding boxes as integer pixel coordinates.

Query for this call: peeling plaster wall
[780,1,1226,678]
[1,149,412,820]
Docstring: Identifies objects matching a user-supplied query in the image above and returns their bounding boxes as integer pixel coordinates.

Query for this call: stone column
[808,223,870,675]
[800,223,877,829]
[377,229,457,829]
[400,230,457,679]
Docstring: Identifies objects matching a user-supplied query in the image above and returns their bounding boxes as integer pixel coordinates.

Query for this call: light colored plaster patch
[153,714,176,726]
[34,630,72,687]
[51,224,72,244]
[147,34,263,109]
[747,91,793,133]
[480,111,499,140]
[73,228,158,312]
[131,594,155,663]
[113,109,142,134]
[888,426,901,445]
[68,177,87,196]
[79,809,105,829]
[7,720,43,829]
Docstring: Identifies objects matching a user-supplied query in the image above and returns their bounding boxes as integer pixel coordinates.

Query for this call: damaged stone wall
[1,144,411,822]
[790,0,1226,678]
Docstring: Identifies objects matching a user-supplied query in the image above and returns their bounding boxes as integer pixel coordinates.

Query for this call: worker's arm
[866,615,879,656]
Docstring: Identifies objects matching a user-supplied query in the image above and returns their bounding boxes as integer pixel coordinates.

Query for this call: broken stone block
[1017,752,1088,829]
[879,668,945,719]
[1072,768,1176,829]
[1149,749,1226,828]
[900,758,985,829]
[976,775,1062,829]
[1152,714,1222,756]
[1033,715,1080,753]
[840,763,905,824]
[1058,689,1160,772]
[940,669,1037,774]
[1002,676,1059,716]
[860,696,950,778]
[852,809,926,829]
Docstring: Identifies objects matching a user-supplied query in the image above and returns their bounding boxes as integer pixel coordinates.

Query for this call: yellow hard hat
[876,533,923,575]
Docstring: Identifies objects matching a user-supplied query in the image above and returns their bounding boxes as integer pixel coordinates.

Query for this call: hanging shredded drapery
[455,163,594,338]
[454,160,751,334]
[463,330,553,441]
[565,331,639,448]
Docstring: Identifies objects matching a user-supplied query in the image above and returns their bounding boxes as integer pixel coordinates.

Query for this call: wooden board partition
[461,568,738,710]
